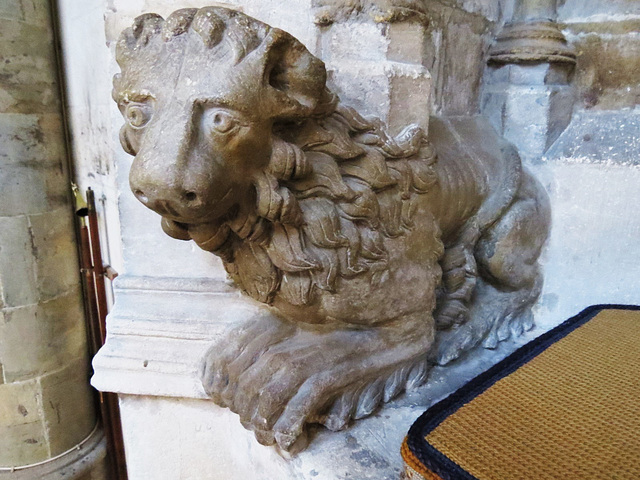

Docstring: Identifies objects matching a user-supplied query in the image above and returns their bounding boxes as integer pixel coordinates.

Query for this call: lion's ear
[259,28,327,119]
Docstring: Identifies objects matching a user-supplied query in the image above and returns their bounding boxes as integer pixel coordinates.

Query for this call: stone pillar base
[482,63,575,162]
[482,20,576,162]
[0,426,108,480]
[488,21,576,65]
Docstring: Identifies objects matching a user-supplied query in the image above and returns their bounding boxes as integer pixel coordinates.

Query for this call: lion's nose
[132,188,200,216]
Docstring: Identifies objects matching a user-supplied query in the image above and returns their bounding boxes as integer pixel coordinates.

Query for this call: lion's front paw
[201,315,434,451]
[200,315,297,408]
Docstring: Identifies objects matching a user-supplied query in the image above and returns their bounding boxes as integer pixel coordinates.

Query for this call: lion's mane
[216,102,444,306]
[115,7,444,307]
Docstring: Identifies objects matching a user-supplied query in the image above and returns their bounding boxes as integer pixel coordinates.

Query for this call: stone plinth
[93,278,556,479]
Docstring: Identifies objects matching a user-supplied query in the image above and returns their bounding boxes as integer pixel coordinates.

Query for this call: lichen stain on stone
[349,448,390,469]
[566,30,640,110]
[345,434,359,449]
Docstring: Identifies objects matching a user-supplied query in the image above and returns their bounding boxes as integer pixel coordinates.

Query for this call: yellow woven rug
[403,305,640,480]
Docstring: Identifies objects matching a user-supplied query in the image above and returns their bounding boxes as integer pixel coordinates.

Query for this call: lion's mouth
[152,199,182,217]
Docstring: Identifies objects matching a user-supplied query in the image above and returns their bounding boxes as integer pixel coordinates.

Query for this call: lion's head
[114,7,440,310]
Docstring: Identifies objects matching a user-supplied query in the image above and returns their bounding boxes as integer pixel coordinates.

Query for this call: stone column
[482,0,576,162]
[0,1,107,478]
[315,1,432,136]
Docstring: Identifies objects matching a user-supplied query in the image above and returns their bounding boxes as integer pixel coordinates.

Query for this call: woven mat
[403,305,640,480]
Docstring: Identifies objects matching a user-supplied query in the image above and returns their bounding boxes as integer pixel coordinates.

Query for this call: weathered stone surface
[0,114,65,167]
[0,289,87,383]
[1,428,108,479]
[564,25,640,110]
[544,109,640,165]
[29,208,83,301]
[0,162,69,217]
[41,358,96,456]
[533,162,640,319]
[0,378,41,428]
[420,3,494,115]
[482,64,575,162]
[110,7,550,452]
[0,116,70,219]
[317,1,499,117]
[0,216,39,308]
[0,18,60,115]
[557,0,640,111]
[0,0,51,26]
[0,421,50,466]
[0,0,109,477]
[320,20,431,135]
[558,0,640,20]
[0,376,55,463]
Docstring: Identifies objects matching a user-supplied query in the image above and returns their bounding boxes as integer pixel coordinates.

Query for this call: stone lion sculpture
[114,7,550,451]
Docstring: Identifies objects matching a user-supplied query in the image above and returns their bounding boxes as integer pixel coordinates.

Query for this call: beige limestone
[320,20,432,136]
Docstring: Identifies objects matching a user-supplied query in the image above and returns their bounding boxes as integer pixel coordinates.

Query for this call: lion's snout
[132,185,202,218]
[129,160,206,222]
[129,145,245,225]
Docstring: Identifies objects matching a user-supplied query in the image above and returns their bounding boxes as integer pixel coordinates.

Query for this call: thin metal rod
[85,188,129,480]
[87,188,108,342]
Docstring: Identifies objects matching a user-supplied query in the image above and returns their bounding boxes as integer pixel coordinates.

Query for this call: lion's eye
[125,103,152,129]
[209,110,238,134]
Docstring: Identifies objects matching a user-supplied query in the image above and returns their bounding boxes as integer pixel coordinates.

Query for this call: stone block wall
[418,0,515,115]
[0,0,106,477]
[559,0,640,110]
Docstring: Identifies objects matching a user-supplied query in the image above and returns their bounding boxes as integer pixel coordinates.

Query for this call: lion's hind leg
[433,243,478,330]
[434,172,551,365]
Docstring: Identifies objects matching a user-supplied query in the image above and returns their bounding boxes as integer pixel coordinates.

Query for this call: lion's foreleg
[200,311,435,451]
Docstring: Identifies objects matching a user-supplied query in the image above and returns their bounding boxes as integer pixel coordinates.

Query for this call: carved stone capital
[488,21,576,65]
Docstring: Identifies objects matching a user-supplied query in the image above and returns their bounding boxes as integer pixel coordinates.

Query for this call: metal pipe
[85,188,129,480]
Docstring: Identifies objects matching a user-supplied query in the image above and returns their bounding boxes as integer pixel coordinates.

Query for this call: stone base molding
[488,21,576,65]
[0,425,108,480]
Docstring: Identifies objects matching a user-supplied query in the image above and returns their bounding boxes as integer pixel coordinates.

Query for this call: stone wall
[559,0,640,110]
[419,0,515,115]
[0,0,106,477]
